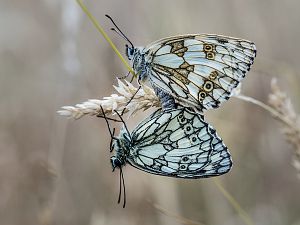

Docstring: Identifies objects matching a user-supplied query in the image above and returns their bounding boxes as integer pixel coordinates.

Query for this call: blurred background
[1,0,300,225]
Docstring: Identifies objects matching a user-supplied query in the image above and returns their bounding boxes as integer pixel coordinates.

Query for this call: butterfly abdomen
[153,85,176,110]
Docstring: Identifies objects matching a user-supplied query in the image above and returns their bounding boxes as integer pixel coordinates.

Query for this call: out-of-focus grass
[76,0,135,76]
[1,0,300,225]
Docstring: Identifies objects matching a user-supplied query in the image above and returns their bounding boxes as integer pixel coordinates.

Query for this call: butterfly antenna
[117,167,126,208]
[97,114,121,122]
[117,168,122,205]
[120,85,141,116]
[114,110,131,138]
[100,106,117,147]
[120,167,126,208]
[105,14,134,48]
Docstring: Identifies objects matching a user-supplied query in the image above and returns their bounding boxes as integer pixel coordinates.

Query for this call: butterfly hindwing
[142,34,256,111]
[127,108,232,178]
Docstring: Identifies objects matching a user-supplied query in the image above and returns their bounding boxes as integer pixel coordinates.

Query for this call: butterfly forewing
[128,108,232,178]
[142,34,256,111]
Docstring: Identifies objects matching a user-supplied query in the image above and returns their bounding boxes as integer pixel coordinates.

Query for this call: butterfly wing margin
[200,125,232,177]
[128,108,232,178]
[144,34,256,111]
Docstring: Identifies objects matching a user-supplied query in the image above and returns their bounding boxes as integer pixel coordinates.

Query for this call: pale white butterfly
[101,106,232,207]
[106,15,256,111]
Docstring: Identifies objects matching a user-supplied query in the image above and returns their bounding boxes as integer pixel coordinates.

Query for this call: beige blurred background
[1,0,300,225]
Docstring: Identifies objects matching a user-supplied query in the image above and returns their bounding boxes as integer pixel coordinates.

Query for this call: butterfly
[106,15,256,111]
[101,106,232,207]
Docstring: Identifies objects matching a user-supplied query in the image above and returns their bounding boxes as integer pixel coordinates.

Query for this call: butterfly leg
[117,71,131,80]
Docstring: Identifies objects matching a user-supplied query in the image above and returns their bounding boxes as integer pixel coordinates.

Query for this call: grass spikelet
[57,79,160,119]
[268,78,300,178]
[234,78,300,178]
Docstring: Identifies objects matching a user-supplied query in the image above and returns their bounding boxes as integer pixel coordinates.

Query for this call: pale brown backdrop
[1,0,300,225]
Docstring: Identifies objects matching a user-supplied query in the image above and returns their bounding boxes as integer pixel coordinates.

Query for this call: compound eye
[110,156,122,171]
[126,46,135,60]
[130,48,134,55]
[115,159,122,167]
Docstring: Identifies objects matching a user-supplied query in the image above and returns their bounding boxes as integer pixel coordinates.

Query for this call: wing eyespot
[209,71,218,80]
[199,91,207,100]
[203,44,214,52]
[206,52,215,60]
[189,134,200,145]
[203,81,214,92]
[180,164,187,170]
[184,124,194,134]
[178,116,187,124]
[182,156,189,162]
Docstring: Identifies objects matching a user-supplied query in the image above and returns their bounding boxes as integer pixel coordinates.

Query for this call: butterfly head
[110,155,123,171]
[125,44,135,60]
[110,130,130,172]
[110,139,125,171]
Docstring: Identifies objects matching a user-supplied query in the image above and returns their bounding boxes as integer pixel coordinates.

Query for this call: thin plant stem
[75,0,135,76]
[235,94,293,127]
[152,203,205,225]
[213,179,255,225]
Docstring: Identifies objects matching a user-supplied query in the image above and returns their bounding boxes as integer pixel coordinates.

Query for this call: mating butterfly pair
[102,16,256,207]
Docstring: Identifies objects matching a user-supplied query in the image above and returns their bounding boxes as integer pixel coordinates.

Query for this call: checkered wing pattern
[127,108,232,178]
[143,34,256,111]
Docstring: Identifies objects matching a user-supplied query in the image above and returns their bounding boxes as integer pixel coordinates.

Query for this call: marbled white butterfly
[106,15,256,112]
[102,106,232,207]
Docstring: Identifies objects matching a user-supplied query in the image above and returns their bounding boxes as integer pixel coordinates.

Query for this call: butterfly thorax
[128,47,176,109]
[131,47,152,82]
[110,130,132,171]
